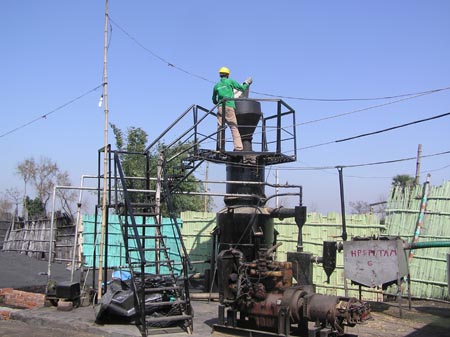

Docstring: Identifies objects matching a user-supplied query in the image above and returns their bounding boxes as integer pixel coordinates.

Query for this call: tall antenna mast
[98,0,109,300]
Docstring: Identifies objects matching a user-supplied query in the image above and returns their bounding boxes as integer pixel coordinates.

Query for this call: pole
[407,173,430,310]
[98,0,109,300]
[409,173,431,261]
[415,144,422,185]
[337,167,347,241]
[275,169,279,208]
[204,162,209,212]
[337,166,348,297]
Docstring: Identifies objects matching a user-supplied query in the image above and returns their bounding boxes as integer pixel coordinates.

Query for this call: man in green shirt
[212,66,252,151]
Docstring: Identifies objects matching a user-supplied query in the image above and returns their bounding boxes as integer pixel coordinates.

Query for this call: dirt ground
[1,251,449,337]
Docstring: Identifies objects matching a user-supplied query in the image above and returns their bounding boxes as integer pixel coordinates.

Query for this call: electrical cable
[298,89,448,126]
[300,111,450,150]
[109,16,214,84]
[252,86,450,102]
[109,16,450,102]
[0,84,103,139]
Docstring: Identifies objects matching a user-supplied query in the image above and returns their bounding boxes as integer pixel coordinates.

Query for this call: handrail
[113,152,146,265]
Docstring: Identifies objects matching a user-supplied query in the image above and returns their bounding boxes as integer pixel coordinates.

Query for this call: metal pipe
[46,186,58,286]
[404,240,450,249]
[337,166,347,241]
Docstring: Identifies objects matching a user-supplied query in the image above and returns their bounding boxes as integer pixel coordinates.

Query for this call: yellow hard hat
[218,66,230,75]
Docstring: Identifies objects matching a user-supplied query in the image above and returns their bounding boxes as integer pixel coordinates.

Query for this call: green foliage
[392,174,415,187]
[26,196,45,218]
[110,125,211,216]
[156,142,210,216]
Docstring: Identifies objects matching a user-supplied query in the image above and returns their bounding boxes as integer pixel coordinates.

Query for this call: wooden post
[98,0,109,300]
[415,144,422,185]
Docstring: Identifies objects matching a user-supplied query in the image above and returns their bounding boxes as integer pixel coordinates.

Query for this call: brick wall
[0,288,45,309]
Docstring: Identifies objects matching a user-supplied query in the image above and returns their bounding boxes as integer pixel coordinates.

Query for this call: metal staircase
[105,151,193,336]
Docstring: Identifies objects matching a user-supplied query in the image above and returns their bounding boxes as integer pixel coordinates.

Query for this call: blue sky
[1,1,449,213]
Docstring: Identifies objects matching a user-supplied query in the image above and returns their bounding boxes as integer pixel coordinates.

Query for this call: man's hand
[244,76,253,85]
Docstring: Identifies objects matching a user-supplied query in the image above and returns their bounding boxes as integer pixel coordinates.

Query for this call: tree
[0,188,21,218]
[55,171,79,220]
[392,174,415,188]
[391,174,416,203]
[26,196,45,219]
[349,200,371,214]
[16,157,35,219]
[0,196,13,219]
[110,124,212,216]
[16,156,77,218]
[111,123,149,198]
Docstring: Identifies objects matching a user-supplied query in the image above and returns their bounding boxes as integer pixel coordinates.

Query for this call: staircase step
[127,235,166,240]
[131,212,158,217]
[144,286,182,293]
[146,299,186,308]
[143,259,174,266]
[146,314,192,324]
[128,247,170,253]
[124,223,163,228]
[130,202,156,208]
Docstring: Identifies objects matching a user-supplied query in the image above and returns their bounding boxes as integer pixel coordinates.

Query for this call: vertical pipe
[275,169,279,208]
[93,205,99,291]
[70,177,85,283]
[292,107,297,160]
[276,101,281,154]
[447,253,450,294]
[155,153,163,274]
[337,167,347,241]
[204,162,209,212]
[46,186,58,286]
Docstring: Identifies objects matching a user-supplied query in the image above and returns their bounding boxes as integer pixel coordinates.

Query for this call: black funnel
[235,100,262,151]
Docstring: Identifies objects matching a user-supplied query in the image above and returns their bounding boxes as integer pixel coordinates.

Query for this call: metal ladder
[113,151,193,336]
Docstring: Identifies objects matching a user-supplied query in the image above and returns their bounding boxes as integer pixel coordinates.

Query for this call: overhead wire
[0,84,103,139]
[300,111,450,150]
[108,16,450,102]
[108,16,214,84]
[297,88,450,126]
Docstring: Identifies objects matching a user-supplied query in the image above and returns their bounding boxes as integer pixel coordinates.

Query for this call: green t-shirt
[212,77,249,108]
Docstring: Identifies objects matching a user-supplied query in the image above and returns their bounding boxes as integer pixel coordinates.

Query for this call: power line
[0,84,103,139]
[252,86,450,102]
[298,88,450,126]
[336,112,450,143]
[300,111,450,150]
[109,16,450,103]
[109,16,214,84]
[274,149,450,171]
